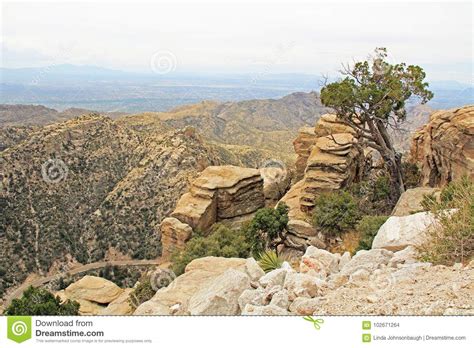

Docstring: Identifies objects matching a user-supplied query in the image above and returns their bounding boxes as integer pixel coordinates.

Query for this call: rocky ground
[59,245,472,316]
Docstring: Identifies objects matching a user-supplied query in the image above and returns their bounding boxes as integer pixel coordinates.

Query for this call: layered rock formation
[293,127,318,180]
[278,114,367,256]
[410,105,474,187]
[160,166,265,258]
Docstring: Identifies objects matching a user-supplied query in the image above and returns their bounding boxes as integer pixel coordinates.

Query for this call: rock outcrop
[293,127,318,180]
[371,212,440,251]
[57,275,130,315]
[410,105,474,187]
[134,257,257,315]
[300,132,361,210]
[278,114,367,255]
[391,187,440,216]
[161,166,265,258]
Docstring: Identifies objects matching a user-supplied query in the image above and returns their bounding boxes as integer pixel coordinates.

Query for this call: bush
[312,191,361,236]
[5,286,79,315]
[128,277,156,309]
[356,215,389,251]
[171,224,251,275]
[418,177,474,265]
[245,203,289,256]
[402,162,421,189]
[257,250,283,273]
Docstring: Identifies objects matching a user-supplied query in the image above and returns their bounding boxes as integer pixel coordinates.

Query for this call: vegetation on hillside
[312,191,361,237]
[356,215,389,251]
[244,203,289,256]
[418,177,474,265]
[257,250,284,273]
[5,286,79,315]
[171,204,290,275]
[171,224,252,275]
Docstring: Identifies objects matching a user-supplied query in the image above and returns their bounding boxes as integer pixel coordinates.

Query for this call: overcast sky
[1,0,472,82]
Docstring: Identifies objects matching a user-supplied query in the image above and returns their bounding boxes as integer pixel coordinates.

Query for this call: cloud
[1,1,472,82]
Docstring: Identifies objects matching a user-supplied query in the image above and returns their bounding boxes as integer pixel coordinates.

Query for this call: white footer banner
[1,316,472,347]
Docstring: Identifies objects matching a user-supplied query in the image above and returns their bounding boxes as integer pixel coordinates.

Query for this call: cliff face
[410,105,474,187]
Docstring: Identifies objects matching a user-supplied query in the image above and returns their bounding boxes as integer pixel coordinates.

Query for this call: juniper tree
[320,48,433,201]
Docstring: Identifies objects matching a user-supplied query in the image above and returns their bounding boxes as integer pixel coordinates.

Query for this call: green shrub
[128,277,156,309]
[245,203,289,256]
[373,176,391,201]
[257,250,283,273]
[418,177,474,265]
[171,224,251,275]
[356,215,389,251]
[5,286,79,315]
[402,162,421,189]
[312,191,361,236]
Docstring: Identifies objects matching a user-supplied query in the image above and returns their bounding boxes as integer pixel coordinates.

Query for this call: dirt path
[3,259,163,309]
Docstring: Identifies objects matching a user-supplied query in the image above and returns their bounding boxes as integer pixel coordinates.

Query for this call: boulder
[133,301,171,315]
[259,269,288,288]
[372,212,438,251]
[171,192,217,231]
[410,105,474,187]
[100,289,134,315]
[299,246,339,278]
[338,251,351,271]
[289,297,322,315]
[238,288,267,311]
[65,276,123,304]
[388,246,419,267]
[269,289,290,309]
[260,166,291,201]
[391,187,440,216]
[75,299,106,315]
[242,304,290,315]
[160,217,193,259]
[284,272,324,300]
[287,219,318,238]
[245,258,265,282]
[134,257,247,315]
[188,269,251,315]
[340,249,393,275]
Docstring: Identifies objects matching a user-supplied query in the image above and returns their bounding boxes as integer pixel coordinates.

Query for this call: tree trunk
[384,151,405,203]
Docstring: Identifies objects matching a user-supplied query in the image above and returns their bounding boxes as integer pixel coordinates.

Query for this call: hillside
[0,104,127,127]
[118,92,330,163]
[0,115,234,297]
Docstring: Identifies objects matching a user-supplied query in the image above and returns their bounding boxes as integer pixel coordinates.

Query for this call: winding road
[3,259,163,309]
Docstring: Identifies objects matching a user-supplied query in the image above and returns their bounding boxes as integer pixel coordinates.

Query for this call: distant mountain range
[1,64,471,112]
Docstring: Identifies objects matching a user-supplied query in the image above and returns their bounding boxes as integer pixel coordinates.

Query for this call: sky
[1,0,473,82]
